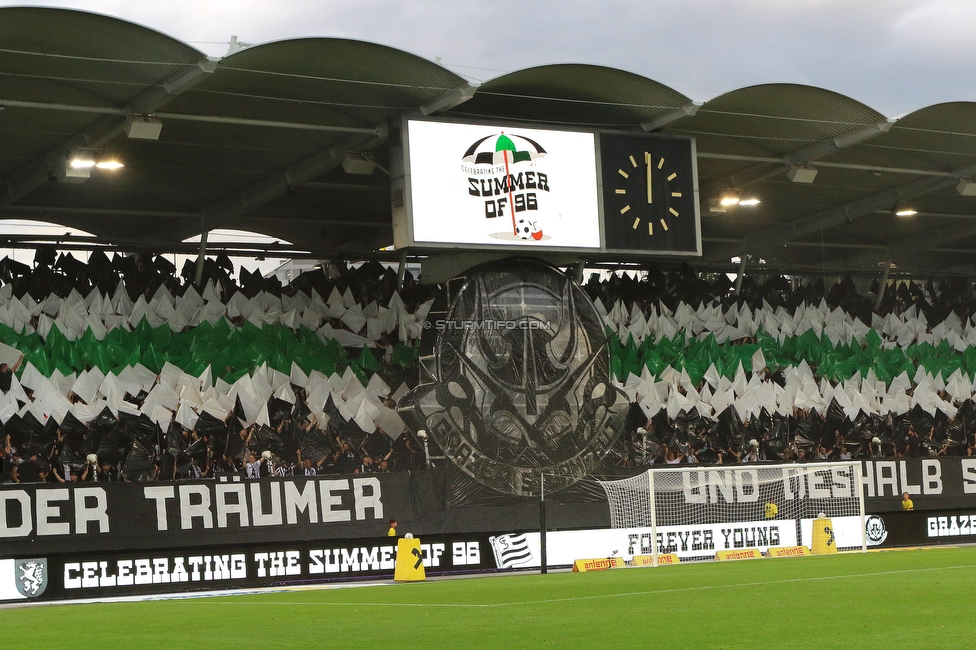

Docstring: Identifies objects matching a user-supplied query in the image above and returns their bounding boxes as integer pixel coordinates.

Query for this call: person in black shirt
[18,451,49,483]
[96,461,118,482]
[0,435,10,482]
[0,363,12,393]
[906,426,923,458]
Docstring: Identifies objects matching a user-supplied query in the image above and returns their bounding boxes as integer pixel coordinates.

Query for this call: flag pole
[540,472,547,575]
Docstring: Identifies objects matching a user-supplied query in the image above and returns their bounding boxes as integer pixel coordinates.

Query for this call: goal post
[599,462,867,563]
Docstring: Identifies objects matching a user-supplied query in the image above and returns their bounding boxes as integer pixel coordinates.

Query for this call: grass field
[3,547,974,649]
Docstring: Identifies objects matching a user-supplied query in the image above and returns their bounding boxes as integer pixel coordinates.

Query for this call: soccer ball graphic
[516,218,543,240]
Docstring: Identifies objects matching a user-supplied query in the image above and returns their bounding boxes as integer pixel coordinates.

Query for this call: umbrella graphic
[463,133,547,236]
[462,133,547,166]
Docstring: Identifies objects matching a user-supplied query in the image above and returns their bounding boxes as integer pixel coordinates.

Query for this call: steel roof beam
[154,82,484,242]
[0,99,380,135]
[197,136,386,228]
[0,58,217,209]
[720,119,893,190]
[146,128,389,243]
[704,158,976,263]
[698,152,958,179]
[1,205,197,220]
[421,82,479,115]
[640,102,701,131]
[839,220,976,269]
[702,236,886,251]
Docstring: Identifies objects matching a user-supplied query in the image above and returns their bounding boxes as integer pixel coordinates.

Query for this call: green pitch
[4,547,974,649]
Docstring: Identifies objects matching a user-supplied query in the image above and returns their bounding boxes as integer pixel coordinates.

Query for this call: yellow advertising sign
[394,538,426,582]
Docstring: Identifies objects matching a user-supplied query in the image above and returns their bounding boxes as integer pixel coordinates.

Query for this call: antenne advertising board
[396,119,601,250]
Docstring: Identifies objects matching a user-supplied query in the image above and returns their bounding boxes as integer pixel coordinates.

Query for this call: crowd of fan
[0,427,427,484]
[0,248,434,484]
[589,268,976,468]
[0,366,429,484]
[2,249,976,485]
[609,401,976,470]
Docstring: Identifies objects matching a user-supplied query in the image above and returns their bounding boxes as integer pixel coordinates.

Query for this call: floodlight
[719,192,740,207]
[894,201,917,217]
[69,157,96,169]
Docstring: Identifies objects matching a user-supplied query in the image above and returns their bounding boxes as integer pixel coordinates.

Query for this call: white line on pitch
[202,563,976,609]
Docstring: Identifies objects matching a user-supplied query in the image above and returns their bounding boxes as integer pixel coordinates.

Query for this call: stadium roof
[4,7,976,277]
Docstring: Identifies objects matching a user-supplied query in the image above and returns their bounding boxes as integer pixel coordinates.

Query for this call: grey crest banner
[399,259,628,496]
[15,558,47,598]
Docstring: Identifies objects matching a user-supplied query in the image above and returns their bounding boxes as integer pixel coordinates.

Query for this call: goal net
[599,463,866,563]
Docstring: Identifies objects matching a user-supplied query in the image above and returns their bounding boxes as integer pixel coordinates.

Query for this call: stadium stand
[2,249,976,484]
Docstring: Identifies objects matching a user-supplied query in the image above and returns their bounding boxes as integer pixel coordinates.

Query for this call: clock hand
[645,151,652,204]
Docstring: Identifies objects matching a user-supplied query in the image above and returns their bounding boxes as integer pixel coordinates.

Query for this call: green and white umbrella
[462,133,547,165]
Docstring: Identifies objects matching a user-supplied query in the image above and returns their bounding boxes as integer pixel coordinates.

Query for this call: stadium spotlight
[60,150,96,182]
[717,191,760,208]
[95,159,124,170]
[68,150,97,169]
[719,191,740,207]
[894,201,917,217]
[64,150,124,180]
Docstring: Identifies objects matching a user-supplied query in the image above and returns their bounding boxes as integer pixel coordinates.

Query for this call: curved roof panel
[0,7,204,105]
[0,8,206,181]
[4,9,976,275]
[671,84,887,161]
[873,103,976,171]
[184,38,467,128]
[453,64,691,128]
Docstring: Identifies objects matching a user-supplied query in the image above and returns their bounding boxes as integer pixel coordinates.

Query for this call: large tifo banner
[0,472,611,556]
[3,458,976,554]
[5,462,976,601]
[0,476,398,555]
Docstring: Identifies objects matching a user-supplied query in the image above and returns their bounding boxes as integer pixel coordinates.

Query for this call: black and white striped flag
[489,533,534,568]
